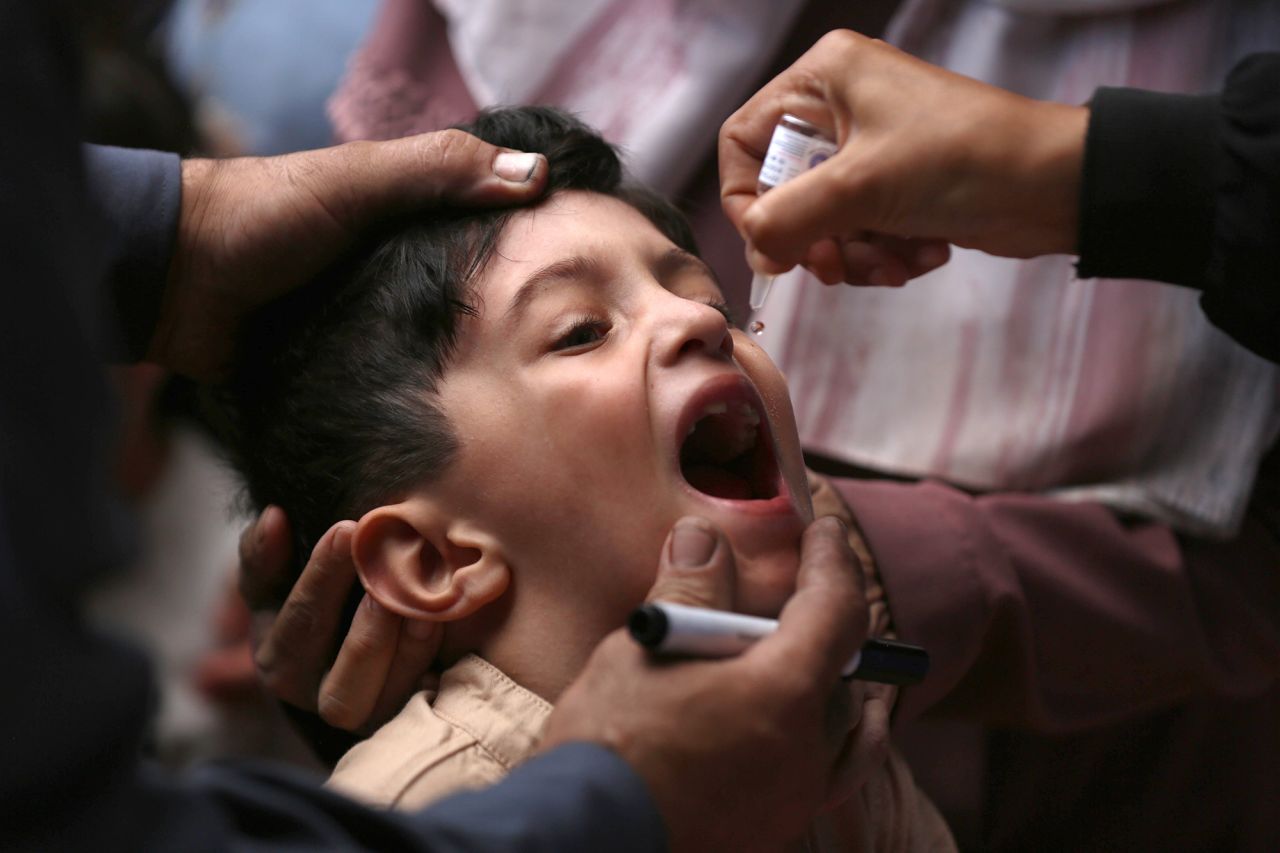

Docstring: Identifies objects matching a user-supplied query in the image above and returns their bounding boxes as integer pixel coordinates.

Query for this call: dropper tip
[749,273,774,311]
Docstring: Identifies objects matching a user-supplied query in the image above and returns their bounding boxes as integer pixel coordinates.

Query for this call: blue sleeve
[84,144,182,360]
[187,744,667,853]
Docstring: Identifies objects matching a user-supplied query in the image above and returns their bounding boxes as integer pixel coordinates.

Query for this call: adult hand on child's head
[238,507,439,739]
[719,29,1087,287]
[151,131,548,381]
[541,516,873,852]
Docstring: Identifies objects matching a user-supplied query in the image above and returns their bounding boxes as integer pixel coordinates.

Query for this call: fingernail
[669,518,716,568]
[494,151,542,183]
[868,267,890,287]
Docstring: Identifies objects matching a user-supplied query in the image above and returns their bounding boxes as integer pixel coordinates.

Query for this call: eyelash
[550,298,732,353]
[553,315,610,351]
[699,298,735,325]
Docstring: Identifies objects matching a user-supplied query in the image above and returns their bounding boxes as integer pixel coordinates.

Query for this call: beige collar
[430,654,554,771]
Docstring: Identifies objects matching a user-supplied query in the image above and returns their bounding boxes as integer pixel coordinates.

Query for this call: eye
[553,317,610,352]
[696,298,735,326]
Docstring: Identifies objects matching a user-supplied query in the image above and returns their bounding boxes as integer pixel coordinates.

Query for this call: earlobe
[352,502,511,622]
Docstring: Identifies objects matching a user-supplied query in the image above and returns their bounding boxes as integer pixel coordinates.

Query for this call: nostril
[677,338,705,359]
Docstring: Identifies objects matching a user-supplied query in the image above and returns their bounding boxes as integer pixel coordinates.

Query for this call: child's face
[431,191,813,645]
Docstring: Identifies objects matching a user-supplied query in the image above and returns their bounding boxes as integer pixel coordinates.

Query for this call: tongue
[684,464,753,500]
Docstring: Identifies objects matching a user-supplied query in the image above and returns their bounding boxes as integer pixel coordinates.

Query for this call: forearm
[84,144,182,360]
[834,478,1280,733]
[1077,52,1280,362]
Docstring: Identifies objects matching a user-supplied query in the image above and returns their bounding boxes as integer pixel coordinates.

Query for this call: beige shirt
[328,654,954,852]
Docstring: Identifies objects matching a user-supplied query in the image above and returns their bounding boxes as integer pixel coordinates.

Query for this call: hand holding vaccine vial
[748,114,839,314]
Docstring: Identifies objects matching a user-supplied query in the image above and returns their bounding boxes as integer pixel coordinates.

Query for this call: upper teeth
[684,401,761,460]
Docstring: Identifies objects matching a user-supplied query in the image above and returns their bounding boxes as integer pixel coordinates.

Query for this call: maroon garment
[836,477,1280,850]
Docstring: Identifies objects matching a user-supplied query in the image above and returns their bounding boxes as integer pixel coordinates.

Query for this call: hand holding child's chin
[542,516,874,852]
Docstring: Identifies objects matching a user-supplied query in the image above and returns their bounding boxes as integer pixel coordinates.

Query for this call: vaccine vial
[756,114,838,194]
[748,115,839,315]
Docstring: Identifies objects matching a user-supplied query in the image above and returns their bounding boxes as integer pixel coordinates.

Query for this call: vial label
[758,124,838,191]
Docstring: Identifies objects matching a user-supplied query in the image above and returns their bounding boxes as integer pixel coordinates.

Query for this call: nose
[654,294,734,366]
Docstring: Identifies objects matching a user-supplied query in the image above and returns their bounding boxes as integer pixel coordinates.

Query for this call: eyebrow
[654,247,721,289]
[503,247,721,325]
[505,254,606,325]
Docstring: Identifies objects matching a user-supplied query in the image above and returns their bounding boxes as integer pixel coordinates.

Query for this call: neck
[450,585,620,703]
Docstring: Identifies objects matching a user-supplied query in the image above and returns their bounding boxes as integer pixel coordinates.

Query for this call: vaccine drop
[749,321,765,335]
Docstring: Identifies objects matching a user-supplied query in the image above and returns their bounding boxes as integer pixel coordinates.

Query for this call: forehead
[477,191,682,303]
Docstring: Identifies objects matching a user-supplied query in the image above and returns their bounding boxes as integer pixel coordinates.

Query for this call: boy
[213,107,952,851]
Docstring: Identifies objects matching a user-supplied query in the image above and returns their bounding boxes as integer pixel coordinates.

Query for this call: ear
[351,500,511,622]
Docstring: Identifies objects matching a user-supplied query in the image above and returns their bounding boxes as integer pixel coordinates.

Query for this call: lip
[672,372,798,519]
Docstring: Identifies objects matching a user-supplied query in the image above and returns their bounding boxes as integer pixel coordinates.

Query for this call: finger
[824,691,891,810]
[237,505,294,610]
[718,51,839,233]
[318,594,403,731]
[254,521,358,709]
[840,239,911,287]
[366,618,444,730]
[742,151,879,273]
[752,516,867,684]
[901,237,950,278]
[645,516,736,611]
[311,129,549,225]
[856,235,951,285]
[802,238,847,286]
[193,641,259,702]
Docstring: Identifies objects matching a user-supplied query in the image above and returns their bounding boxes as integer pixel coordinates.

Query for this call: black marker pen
[628,601,929,686]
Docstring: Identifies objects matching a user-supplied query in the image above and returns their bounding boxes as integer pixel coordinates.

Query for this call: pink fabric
[834,478,1280,729]
[327,2,477,143]
[333,0,808,195]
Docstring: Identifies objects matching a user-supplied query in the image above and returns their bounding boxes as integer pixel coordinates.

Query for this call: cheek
[452,369,674,590]
[731,332,812,519]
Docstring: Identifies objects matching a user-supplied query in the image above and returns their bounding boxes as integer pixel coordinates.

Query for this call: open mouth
[679,391,780,502]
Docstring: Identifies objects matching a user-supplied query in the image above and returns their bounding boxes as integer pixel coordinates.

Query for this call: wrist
[1012,100,1088,257]
[146,157,229,376]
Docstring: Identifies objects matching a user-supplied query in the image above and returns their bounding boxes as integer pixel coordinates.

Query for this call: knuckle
[860,719,891,761]
[318,691,359,730]
[425,128,484,167]
[816,29,860,59]
[254,650,290,697]
[275,597,319,642]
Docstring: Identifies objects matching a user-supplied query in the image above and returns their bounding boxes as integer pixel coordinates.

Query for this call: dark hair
[208,107,699,575]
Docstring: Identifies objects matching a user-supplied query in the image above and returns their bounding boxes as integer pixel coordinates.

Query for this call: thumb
[645,517,736,610]
[310,128,549,224]
[742,150,874,274]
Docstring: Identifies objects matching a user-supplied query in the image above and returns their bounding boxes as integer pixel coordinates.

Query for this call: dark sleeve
[833,479,1280,733]
[184,744,666,853]
[1077,52,1280,362]
[84,144,182,361]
